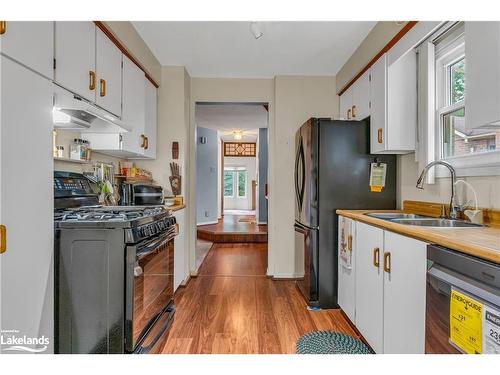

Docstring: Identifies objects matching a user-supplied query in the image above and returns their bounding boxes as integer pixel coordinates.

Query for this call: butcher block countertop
[336,209,500,264]
[168,204,186,212]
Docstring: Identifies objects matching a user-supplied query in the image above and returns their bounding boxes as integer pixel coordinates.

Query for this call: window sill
[435,150,500,177]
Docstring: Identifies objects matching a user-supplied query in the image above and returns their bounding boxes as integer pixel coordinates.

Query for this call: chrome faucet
[416,160,461,219]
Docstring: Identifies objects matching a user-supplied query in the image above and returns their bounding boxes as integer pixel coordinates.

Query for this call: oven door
[125,230,175,353]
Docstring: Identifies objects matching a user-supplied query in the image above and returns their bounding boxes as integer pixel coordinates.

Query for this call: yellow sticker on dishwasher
[450,288,483,354]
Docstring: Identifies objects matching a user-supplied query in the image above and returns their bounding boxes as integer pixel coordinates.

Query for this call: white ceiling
[196,103,267,141]
[132,21,376,78]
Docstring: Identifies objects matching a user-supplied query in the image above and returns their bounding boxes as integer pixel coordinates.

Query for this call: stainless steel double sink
[364,212,485,228]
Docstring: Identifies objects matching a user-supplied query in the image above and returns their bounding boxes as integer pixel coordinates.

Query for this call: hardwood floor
[197,215,268,243]
[162,243,359,354]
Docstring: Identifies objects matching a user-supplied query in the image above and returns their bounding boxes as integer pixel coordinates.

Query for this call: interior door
[55,21,96,102]
[1,57,54,353]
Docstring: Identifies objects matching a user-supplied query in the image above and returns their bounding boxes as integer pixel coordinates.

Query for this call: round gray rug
[296,331,371,354]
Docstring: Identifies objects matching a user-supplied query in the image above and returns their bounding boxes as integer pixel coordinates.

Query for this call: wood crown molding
[94,21,159,88]
[337,21,418,96]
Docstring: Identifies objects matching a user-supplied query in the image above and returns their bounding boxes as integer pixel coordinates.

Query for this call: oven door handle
[136,230,175,261]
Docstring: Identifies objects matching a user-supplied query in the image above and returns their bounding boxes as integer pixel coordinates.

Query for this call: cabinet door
[355,222,384,353]
[0,57,54,353]
[144,80,158,159]
[465,22,500,129]
[121,55,145,156]
[339,86,353,120]
[383,231,427,354]
[386,50,417,152]
[173,210,186,291]
[0,21,54,79]
[95,28,122,117]
[352,70,370,121]
[338,216,356,323]
[370,54,387,154]
[55,22,96,102]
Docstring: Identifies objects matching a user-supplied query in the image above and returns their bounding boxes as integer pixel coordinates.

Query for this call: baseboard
[271,273,304,280]
[257,221,267,225]
[197,220,218,226]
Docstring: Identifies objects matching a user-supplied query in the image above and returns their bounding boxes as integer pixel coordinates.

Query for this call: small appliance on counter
[54,171,177,354]
[120,182,164,206]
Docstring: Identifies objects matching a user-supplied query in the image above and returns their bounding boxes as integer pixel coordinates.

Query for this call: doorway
[194,103,269,271]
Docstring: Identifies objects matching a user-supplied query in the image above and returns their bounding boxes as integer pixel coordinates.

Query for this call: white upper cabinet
[121,55,146,156]
[339,71,371,121]
[143,80,158,159]
[0,21,54,79]
[54,22,96,102]
[337,216,356,324]
[370,54,387,154]
[465,22,500,129]
[339,85,353,120]
[95,28,122,117]
[352,70,371,121]
[370,51,417,154]
[383,231,427,354]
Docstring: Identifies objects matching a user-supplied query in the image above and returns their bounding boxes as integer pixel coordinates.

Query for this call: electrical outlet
[205,211,210,217]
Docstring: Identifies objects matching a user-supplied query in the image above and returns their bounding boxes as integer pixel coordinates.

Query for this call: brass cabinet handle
[89,71,96,91]
[383,251,391,273]
[347,108,352,120]
[0,225,6,254]
[347,234,353,251]
[377,128,383,144]
[0,21,6,35]
[373,247,380,268]
[144,136,149,150]
[352,105,356,118]
[140,134,146,148]
[99,79,106,97]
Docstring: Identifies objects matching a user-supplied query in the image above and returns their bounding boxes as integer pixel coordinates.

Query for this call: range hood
[53,85,131,133]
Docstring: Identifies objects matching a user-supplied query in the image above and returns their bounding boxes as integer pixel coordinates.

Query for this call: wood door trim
[94,21,160,88]
[337,21,418,96]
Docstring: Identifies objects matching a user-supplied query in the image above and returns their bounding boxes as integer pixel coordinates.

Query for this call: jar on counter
[70,139,91,161]
[56,146,64,158]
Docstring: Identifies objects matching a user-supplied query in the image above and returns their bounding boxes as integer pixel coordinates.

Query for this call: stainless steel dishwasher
[426,245,500,354]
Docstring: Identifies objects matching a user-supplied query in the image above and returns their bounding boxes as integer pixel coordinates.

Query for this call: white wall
[273,76,338,277]
[398,153,500,209]
[223,156,257,211]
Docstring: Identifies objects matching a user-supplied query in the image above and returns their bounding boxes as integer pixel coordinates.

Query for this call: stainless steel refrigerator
[294,118,396,308]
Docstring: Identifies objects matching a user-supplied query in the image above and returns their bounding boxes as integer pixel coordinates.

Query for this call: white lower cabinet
[342,217,427,354]
[383,230,427,354]
[355,221,384,353]
[337,217,356,323]
[0,56,54,353]
[173,209,186,291]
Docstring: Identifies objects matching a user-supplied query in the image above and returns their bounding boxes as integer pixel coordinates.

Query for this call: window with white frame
[223,167,247,198]
[432,22,500,171]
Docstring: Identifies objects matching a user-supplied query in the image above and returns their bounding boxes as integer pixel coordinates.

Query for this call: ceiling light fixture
[233,130,243,140]
[250,22,263,40]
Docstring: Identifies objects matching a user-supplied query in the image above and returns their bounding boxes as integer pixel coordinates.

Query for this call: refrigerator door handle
[295,139,302,211]
[297,138,306,210]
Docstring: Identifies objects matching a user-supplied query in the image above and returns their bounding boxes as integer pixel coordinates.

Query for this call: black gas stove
[54,171,176,354]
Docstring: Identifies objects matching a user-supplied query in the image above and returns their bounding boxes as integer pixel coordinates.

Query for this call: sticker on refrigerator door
[483,305,500,354]
[369,163,387,192]
[449,288,483,354]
